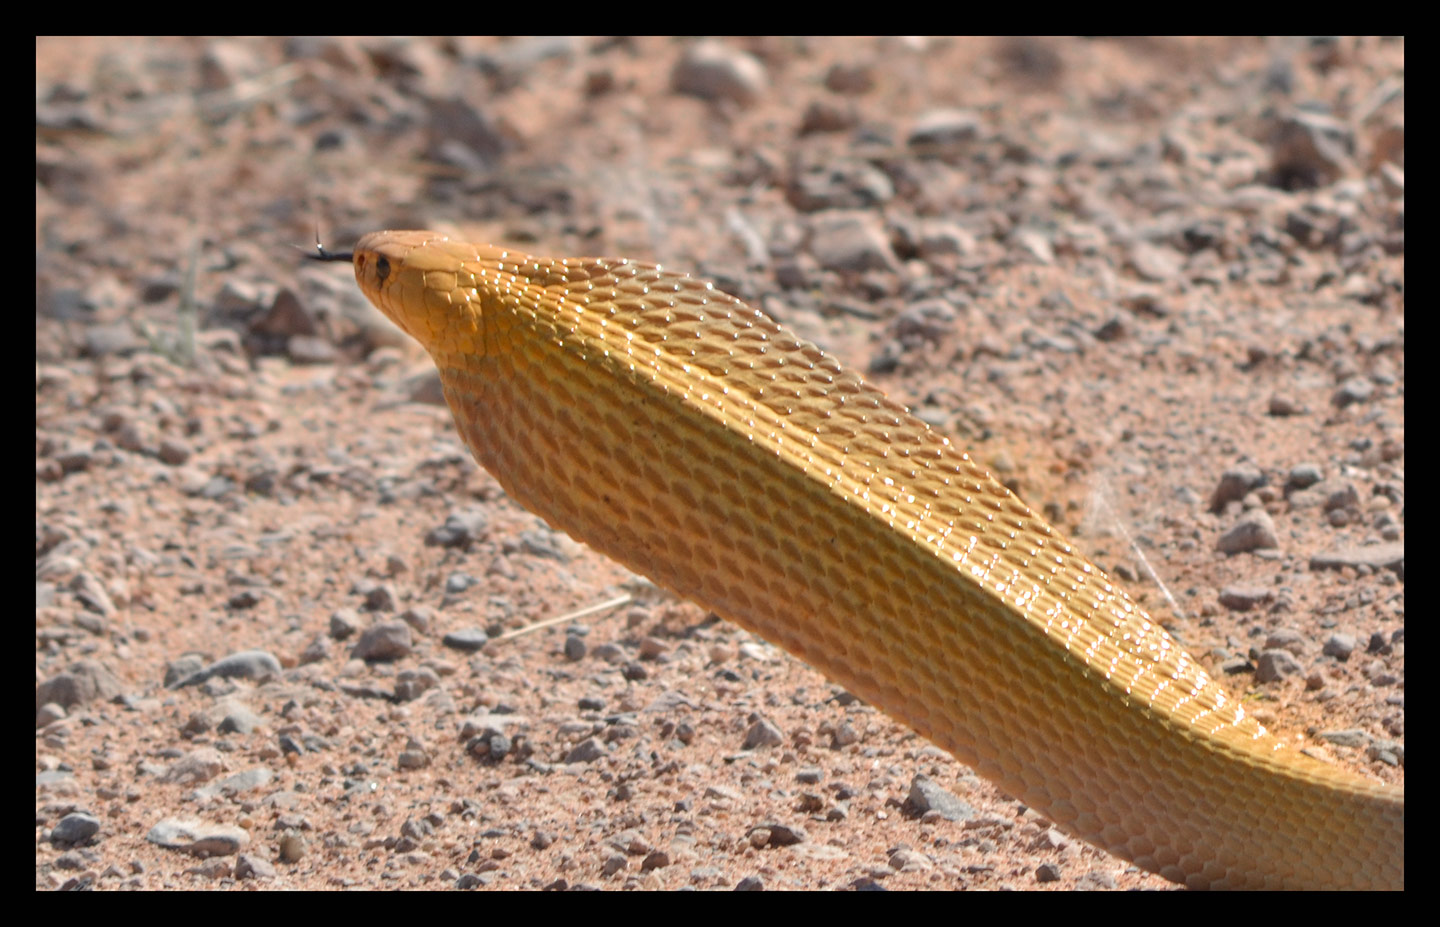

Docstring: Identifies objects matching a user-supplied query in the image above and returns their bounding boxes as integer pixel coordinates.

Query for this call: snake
[311,230,1402,889]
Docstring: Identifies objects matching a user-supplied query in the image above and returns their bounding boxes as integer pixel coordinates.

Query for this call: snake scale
[312,230,1402,890]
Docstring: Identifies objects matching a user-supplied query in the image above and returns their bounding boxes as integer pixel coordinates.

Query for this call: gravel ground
[37,36,1403,890]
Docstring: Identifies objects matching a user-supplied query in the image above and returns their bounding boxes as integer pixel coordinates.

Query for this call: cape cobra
[312,230,1403,889]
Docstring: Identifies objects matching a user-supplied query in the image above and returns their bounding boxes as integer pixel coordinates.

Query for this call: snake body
[320,230,1402,889]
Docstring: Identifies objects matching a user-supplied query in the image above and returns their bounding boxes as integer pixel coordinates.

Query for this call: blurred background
[36,37,1404,891]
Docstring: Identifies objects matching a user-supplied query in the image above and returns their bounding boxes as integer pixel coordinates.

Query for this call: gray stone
[160,747,225,785]
[442,628,489,653]
[172,650,281,688]
[1216,509,1279,554]
[235,853,276,879]
[1218,586,1272,611]
[908,108,981,150]
[194,767,273,799]
[751,821,806,847]
[36,659,123,709]
[1332,377,1374,408]
[671,41,767,105]
[425,509,489,548]
[1264,628,1308,657]
[36,702,66,728]
[1287,463,1324,490]
[742,717,784,750]
[1310,542,1404,576]
[564,737,607,764]
[147,817,250,856]
[1210,463,1265,512]
[907,774,976,822]
[1256,649,1304,682]
[809,211,897,273]
[51,812,101,844]
[217,703,263,734]
[1323,634,1358,661]
[351,621,413,661]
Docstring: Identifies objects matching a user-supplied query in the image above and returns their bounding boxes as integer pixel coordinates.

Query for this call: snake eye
[376,256,391,283]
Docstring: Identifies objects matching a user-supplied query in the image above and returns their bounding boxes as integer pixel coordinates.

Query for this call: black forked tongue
[308,242,354,263]
[302,229,353,263]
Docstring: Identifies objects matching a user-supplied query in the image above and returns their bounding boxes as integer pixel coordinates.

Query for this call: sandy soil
[36,36,1403,890]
